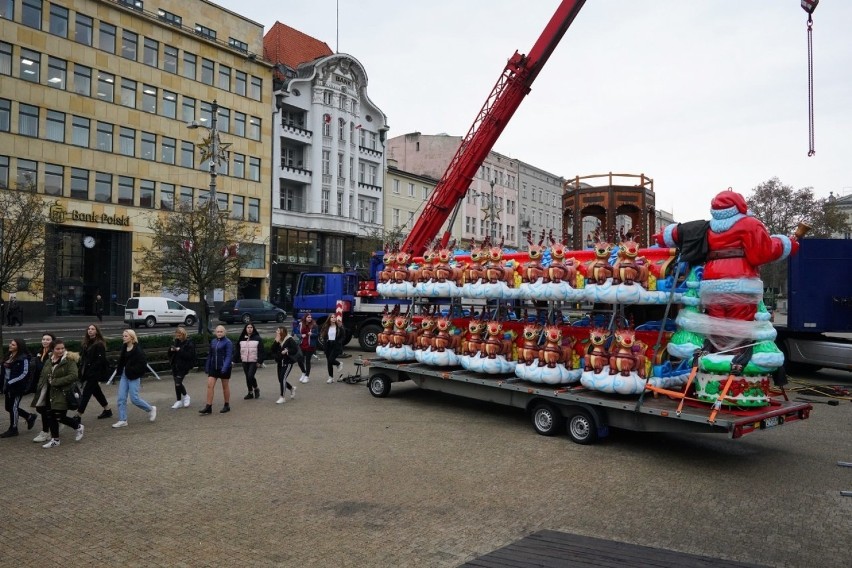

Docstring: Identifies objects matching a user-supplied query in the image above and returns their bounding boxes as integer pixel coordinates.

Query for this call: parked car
[218,299,287,324]
[124,297,197,328]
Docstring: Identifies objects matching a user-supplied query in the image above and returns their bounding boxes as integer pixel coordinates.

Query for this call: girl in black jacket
[1,338,37,438]
[112,329,156,428]
[168,326,196,409]
[271,327,300,404]
[76,324,113,422]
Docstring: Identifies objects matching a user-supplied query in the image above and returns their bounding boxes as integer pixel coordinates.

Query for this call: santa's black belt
[706,248,745,260]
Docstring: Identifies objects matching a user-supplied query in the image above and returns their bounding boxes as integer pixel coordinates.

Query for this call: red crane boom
[400,0,588,257]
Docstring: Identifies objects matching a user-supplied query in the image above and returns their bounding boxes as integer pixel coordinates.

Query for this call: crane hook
[802,0,818,157]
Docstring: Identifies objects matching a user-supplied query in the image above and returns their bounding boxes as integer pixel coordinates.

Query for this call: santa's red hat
[710,189,748,214]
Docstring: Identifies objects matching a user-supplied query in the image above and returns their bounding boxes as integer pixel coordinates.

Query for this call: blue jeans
[117,373,152,421]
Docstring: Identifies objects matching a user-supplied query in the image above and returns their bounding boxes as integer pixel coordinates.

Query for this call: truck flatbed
[366,358,812,444]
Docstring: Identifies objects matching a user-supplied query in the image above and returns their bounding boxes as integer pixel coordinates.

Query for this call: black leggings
[324,340,341,377]
[243,362,259,391]
[277,363,295,396]
[297,352,313,376]
[4,392,34,429]
[47,409,78,438]
[173,372,187,400]
[78,379,108,414]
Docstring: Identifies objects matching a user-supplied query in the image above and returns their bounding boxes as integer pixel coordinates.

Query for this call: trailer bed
[366,359,812,444]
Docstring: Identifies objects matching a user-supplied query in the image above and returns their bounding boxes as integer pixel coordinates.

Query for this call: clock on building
[83,236,96,249]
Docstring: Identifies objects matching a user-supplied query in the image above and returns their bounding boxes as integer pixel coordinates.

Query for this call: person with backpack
[168,326,195,409]
[75,324,113,423]
[235,323,264,400]
[1,338,38,438]
[271,326,300,404]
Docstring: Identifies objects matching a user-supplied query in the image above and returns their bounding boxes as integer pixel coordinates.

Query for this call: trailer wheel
[359,324,381,351]
[531,403,564,437]
[368,374,392,398]
[566,409,598,445]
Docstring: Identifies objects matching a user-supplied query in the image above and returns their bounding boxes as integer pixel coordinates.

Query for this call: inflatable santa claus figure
[656,189,799,325]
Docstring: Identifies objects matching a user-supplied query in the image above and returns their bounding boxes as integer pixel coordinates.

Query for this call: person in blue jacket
[200,325,233,415]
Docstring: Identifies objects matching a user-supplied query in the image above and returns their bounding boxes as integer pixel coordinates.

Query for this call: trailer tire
[566,409,598,445]
[531,402,564,437]
[359,324,381,351]
[368,374,392,398]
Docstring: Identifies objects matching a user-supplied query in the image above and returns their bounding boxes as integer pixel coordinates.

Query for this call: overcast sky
[218,0,852,223]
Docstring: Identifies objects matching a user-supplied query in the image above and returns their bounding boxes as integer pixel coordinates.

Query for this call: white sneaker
[112,420,128,428]
[327,377,334,384]
[33,431,50,443]
[336,362,344,380]
[148,406,157,422]
[171,400,183,409]
[290,386,297,400]
[276,396,286,404]
[75,424,85,442]
[182,395,191,408]
[42,438,60,448]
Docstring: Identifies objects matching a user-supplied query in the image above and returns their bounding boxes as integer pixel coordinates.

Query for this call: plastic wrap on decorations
[694,373,771,407]
[517,280,587,302]
[414,347,461,367]
[699,277,764,303]
[375,344,416,362]
[699,346,783,375]
[584,280,683,305]
[580,367,646,395]
[458,353,517,374]
[412,280,463,298]
[461,281,522,300]
[675,311,777,342]
[376,281,417,298]
[515,362,582,385]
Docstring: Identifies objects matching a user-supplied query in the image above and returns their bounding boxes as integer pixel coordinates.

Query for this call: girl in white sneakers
[271,327,300,403]
[294,314,318,383]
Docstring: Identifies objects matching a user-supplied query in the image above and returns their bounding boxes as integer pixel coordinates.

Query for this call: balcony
[280,122,312,143]
[358,145,382,159]
[279,161,312,183]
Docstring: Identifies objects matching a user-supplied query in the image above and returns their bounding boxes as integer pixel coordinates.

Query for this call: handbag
[65,382,82,410]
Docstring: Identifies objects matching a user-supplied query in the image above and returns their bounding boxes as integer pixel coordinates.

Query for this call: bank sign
[49,201,131,226]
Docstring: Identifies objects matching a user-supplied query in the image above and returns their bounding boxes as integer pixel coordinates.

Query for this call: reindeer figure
[485,237,514,285]
[608,327,646,378]
[462,318,487,356]
[584,326,610,373]
[519,322,543,365]
[378,305,397,347]
[391,309,415,348]
[522,231,547,283]
[435,240,462,285]
[417,240,439,283]
[433,315,461,353]
[483,320,513,359]
[464,239,487,284]
[612,239,649,287]
[392,249,413,284]
[379,246,397,284]
[589,241,614,285]
[415,313,437,350]
[547,231,578,286]
[537,324,574,368]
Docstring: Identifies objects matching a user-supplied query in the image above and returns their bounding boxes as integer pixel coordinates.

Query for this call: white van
[124,297,197,328]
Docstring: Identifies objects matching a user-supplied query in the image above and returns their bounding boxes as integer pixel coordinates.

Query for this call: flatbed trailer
[366,359,812,445]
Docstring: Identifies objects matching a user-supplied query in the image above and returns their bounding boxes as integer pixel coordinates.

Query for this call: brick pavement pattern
[1,356,851,567]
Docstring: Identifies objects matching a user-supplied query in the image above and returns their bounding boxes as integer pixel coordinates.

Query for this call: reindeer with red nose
[433,314,461,353]
[392,248,413,284]
[464,239,487,284]
[584,326,610,373]
[588,240,614,285]
[608,326,646,378]
[537,324,574,368]
[434,239,462,285]
[522,231,547,283]
[612,239,649,288]
[519,322,543,365]
[378,305,398,347]
[461,317,487,356]
[378,244,397,284]
[547,230,578,286]
[391,306,416,348]
[485,237,514,285]
[417,240,439,283]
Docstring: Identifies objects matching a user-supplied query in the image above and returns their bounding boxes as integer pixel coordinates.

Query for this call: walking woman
[295,313,319,383]
[200,325,233,415]
[76,324,113,422]
[34,340,84,448]
[1,338,37,438]
[320,314,345,384]
[236,323,264,400]
[168,326,195,409]
[31,333,55,443]
[271,327,300,404]
[112,329,156,428]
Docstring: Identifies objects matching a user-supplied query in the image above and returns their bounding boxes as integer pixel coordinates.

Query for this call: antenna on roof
[336,0,339,53]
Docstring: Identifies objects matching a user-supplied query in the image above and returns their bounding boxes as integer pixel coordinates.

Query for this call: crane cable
[802,0,818,157]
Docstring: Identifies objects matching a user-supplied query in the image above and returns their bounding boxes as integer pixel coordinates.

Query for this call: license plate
[761,416,781,429]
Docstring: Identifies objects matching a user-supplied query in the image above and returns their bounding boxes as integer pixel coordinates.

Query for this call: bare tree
[0,182,48,355]
[746,178,851,292]
[134,201,258,336]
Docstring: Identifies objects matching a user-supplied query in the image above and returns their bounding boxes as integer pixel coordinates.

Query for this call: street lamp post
[187,99,223,216]
[489,178,497,241]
